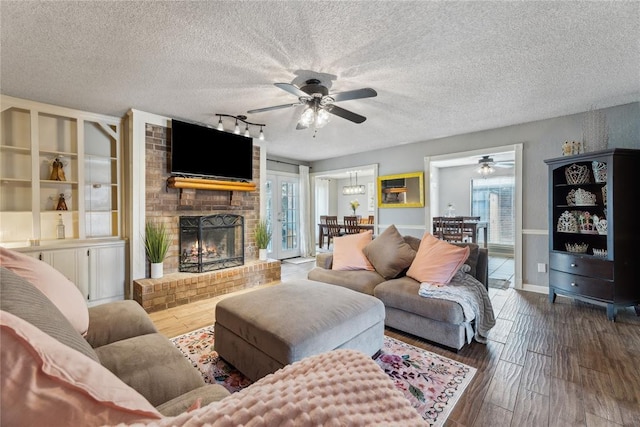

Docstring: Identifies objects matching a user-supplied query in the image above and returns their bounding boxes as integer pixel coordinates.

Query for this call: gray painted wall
[310,102,640,288]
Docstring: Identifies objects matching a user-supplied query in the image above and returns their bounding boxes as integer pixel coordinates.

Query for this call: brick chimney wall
[145,124,260,275]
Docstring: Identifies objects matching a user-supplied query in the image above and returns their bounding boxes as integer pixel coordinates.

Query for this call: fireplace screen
[179,214,244,273]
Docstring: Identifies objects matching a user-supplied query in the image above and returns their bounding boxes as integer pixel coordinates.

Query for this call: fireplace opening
[179,214,244,273]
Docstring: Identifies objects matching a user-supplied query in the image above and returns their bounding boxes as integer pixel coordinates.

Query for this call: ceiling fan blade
[327,105,366,124]
[247,102,302,114]
[296,122,309,130]
[330,88,377,103]
[274,83,309,98]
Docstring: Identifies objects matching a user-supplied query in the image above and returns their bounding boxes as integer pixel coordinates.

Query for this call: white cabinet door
[21,247,90,301]
[88,243,125,306]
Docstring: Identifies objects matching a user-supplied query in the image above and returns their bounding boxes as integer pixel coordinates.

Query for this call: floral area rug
[171,325,476,426]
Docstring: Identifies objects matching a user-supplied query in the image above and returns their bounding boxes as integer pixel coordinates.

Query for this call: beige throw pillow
[362,225,416,279]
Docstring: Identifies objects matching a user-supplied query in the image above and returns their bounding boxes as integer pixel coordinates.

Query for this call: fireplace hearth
[179,214,244,273]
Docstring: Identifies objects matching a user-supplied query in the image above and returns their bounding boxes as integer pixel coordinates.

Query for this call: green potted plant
[255,219,272,261]
[144,221,172,278]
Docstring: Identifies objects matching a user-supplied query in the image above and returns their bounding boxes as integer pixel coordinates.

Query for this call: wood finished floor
[150,259,640,427]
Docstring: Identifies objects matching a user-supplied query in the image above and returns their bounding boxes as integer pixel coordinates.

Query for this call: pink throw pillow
[406,233,470,285]
[0,247,89,335]
[0,310,162,425]
[332,230,375,271]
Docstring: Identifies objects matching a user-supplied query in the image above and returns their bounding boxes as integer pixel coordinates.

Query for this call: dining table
[432,216,488,248]
[317,223,374,248]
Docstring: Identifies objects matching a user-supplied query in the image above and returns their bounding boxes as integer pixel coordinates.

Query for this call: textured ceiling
[1,1,638,162]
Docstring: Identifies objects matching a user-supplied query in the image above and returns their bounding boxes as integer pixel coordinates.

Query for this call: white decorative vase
[151,262,163,279]
[259,249,267,261]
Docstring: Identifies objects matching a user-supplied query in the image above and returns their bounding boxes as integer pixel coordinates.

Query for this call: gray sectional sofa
[308,232,488,351]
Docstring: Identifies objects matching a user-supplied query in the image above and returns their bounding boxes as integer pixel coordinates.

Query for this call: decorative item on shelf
[564,163,590,185]
[591,161,607,183]
[55,193,68,211]
[255,219,272,261]
[56,214,65,239]
[565,242,588,253]
[573,188,596,206]
[578,211,597,234]
[592,248,608,257]
[601,186,607,206]
[593,215,608,235]
[144,221,172,279]
[49,156,67,181]
[582,107,609,152]
[557,210,578,233]
[562,141,582,156]
[349,199,360,215]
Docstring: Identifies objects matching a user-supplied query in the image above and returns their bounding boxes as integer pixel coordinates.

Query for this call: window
[471,176,515,246]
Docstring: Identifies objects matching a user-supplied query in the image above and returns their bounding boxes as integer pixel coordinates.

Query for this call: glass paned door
[471,176,515,247]
[266,173,300,259]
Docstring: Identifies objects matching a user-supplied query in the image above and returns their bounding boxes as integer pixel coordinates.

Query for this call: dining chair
[325,216,343,248]
[343,216,360,234]
[319,215,329,248]
[434,217,466,243]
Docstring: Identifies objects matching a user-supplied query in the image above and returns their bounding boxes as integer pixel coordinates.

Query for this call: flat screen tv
[171,119,253,181]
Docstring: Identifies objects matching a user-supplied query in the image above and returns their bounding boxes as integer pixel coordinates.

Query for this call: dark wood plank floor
[151,259,640,427]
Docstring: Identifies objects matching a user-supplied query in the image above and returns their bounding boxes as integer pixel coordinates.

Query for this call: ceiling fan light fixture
[477,163,495,176]
[259,126,265,141]
[315,108,330,128]
[233,119,240,134]
[300,107,315,127]
[244,124,250,137]
[217,116,224,131]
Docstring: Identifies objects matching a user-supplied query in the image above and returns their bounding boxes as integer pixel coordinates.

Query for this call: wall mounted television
[170,119,253,181]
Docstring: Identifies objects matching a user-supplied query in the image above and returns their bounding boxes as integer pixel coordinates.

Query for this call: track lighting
[215,114,266,140]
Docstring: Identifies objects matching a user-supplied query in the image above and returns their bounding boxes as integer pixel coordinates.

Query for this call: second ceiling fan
[247,78,377,130]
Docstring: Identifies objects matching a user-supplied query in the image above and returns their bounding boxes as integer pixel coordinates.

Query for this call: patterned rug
[171,325,476,426]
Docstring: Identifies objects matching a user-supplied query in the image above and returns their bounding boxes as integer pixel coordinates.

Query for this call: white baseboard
[520,283,549,295]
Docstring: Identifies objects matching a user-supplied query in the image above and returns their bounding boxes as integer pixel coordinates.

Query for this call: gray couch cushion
[373,276,465,324]
[95,332,206,407]
[86,300,158,349]
[307,267,385,295]
[452,242,479,278]
[0,267,100,363]
[363,225,416,279]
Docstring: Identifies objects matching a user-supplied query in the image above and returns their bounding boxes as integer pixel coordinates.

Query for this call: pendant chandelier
[342,171,365,195]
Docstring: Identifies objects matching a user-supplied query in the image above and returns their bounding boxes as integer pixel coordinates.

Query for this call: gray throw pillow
[363,225,416,279]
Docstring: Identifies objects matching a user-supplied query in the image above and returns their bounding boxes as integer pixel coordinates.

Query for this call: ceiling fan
[477,155,514,176]
[247,79,377,130]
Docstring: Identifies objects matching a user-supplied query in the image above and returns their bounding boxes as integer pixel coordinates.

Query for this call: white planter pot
[151,262,164,279]
[259,249,267,261]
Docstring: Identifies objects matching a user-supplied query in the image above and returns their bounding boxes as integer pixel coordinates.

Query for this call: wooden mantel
[167,176,257,192]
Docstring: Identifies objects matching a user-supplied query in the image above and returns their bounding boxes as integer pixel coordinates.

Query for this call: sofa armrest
[315,252,333,269]
[86,300,158,348]
[476,248,489,290]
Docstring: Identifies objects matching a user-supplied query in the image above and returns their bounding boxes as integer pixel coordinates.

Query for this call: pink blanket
[118,349,426,426]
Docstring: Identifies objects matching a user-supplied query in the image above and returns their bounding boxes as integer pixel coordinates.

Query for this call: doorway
[265,172,301,260]
[426,143,522,288]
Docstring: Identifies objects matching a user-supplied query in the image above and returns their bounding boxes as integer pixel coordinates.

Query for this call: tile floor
[488,255,514,284]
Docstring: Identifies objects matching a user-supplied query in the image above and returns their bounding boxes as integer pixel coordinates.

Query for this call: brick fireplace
[134,124,280,312]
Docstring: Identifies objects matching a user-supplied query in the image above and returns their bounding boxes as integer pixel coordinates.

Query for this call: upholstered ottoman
[214,279,385,381]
